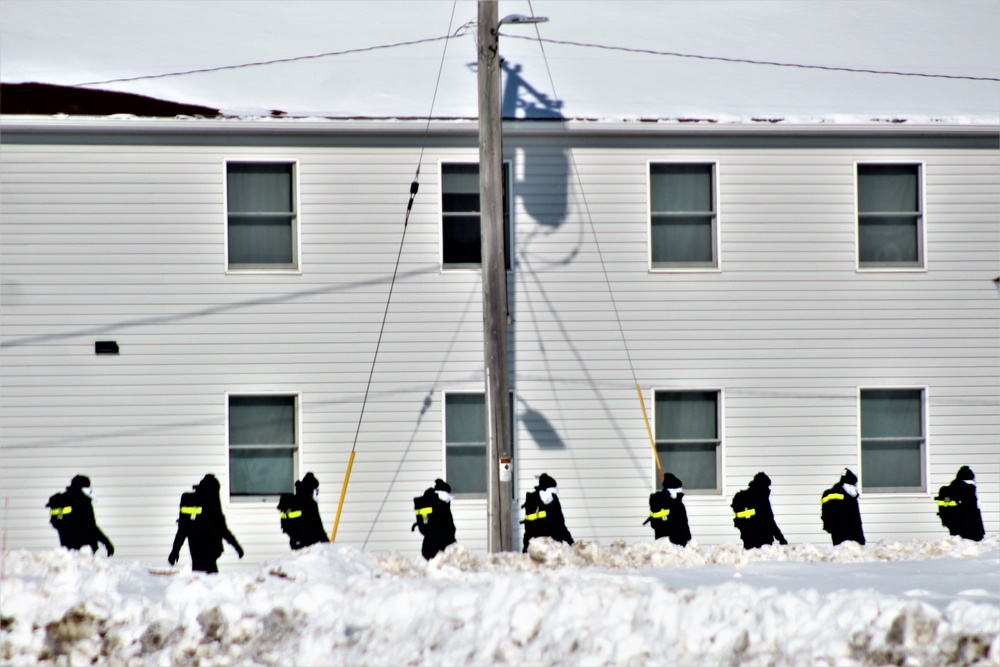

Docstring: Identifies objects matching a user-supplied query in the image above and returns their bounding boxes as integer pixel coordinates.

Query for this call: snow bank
[2,538,997,666]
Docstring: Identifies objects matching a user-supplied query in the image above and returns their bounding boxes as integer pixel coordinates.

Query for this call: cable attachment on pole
[404,171,420,226]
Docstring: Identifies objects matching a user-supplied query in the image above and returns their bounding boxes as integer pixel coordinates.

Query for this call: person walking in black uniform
[280,472,330,550]
[732,472,787,549]
[936,466,985,542]
[644,472,691,546]
[168,474,244,573]
[821,468,865,546]
[47,475,114,556]
[412,479,457,560]
[521,473,574,552]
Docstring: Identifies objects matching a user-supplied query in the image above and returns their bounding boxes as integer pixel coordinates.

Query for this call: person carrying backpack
[411,478,456,560]
[937,466,985,542]
[521,473,573,551]
[168,474,244,573]
[47,475,114,556]
[279,472,329,550]
[644,472,691,546]
[820,468,865,546]
[732,472,787,550]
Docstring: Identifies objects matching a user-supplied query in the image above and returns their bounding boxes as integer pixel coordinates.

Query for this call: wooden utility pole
[477,0,513,552]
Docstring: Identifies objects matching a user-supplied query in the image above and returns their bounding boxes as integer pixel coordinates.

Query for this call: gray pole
[477,0,513,552]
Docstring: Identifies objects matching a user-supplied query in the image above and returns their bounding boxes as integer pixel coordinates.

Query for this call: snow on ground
[2,537,998,666]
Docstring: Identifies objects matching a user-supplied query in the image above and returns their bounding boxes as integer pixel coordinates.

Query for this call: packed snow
[2,536,997,666]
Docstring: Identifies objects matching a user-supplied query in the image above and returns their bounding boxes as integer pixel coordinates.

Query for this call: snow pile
[2,539,998,666]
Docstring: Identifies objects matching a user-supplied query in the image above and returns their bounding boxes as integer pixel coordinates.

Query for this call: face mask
[539,486,558,505]
[843,483,858,498]
[963,479,977,487]
[82,487,94,499]
[668,487,683,499]
[313,489,319,502]
[435,490,453,504]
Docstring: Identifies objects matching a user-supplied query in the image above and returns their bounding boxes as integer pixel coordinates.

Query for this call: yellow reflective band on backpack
[415,507,433,523]
[181,506,202,519]
[734,508,756,519]
[649,509,669,519]
[937,499,958,507]
[279,510,302,519]
[50,506,73,519]
[525,510,547,521]
[822,493,845,504]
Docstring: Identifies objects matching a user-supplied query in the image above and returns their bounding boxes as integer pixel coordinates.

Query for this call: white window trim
[647,159,722,273]
[649,387,725,495]
[854,160,927,273]
[441,388,516,501]
[224,158,303,275]
[856,385,929,494]
[226,390,301,502]
[438,159,514,274]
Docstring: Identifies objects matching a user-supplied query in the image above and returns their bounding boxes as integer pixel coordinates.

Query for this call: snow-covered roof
[1,0,998,125]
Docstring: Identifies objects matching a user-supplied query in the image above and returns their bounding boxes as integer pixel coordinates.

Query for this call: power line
[500,33,1000,83]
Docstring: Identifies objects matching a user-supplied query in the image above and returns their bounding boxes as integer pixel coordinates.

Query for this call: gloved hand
[168,550,179,566]
[235,544,245,559]
[778,537,788,546]
[104,540,115,557]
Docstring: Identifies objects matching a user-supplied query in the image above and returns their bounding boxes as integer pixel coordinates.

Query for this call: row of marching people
[412,465,986,559]
[47,465,985,569]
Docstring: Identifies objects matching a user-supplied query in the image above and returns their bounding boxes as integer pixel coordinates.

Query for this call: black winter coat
[521,489,574,552]
[938,479,985,542]
[47,487,113,555]
[169,478,243,573]
[412,488,456,560]
[645,489,691,546]
[820,483,865,546]
[732,486,786,550]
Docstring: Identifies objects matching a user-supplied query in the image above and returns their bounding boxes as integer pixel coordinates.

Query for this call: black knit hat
[70,475,91,489]
[197,474,220,492]
[300,472,319,492]
[662,472,683,490]
[750,472,771,488]
[537,473,557,490]
[956,466,975,481]
[840,468,858,485]
[434,478,452,493]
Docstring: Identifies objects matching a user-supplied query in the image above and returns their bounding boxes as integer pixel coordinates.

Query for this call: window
[444,391,514,497]
[857,164,922,268]
[227,162,297,269]
[860,389,925,492]
[650,163,717,268]
[654,390,721,492]
[441,163,510,270]
[228,395,297,496]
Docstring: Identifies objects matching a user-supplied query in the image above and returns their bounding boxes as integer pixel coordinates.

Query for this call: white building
[1,1,997,567]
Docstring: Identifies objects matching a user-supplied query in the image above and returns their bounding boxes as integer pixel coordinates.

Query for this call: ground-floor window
[654,389,721,493]
[860,388,926,492]
[228,394,297,496]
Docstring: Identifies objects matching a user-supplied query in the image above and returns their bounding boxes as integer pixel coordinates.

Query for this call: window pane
[651,215,714,265]
[228,216,294,265]
[442,163,510,269]
[228,163,293,214]
[442,214,482,266]
[858,165,918,213]
[230,396,295,445]
[445,394,486,445]
[858,216,919,264]
[861,440,922,490]
[656,443,718,490]
[651,164,712,212]
[655,392,718,441]
[230,448,294,495]
[861,390,922,439]
[446,444,487,495]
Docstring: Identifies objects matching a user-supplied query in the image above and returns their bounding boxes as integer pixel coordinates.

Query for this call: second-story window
[227,162,297,270]
[857,164,923,268]
[441,162,510,270]
[650,163,718,269]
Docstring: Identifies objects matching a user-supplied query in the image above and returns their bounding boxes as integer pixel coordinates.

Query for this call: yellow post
[331,450,356,542]
[636,383,663,477]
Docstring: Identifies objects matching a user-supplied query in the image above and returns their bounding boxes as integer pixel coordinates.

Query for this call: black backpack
[412,490,436,536]
[277,492,305,540]
[47,491,76,530]
[935,484,959,534]
[178,491,203,524]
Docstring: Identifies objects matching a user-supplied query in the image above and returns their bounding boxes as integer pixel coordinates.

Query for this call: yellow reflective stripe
[649,509,670,519]
[525,510,547,521]
[279,510,302,519]
[937,499,958,507]
[415,507,433,518]
[821,493,845,504]
[50,506,73,519]
[181,506,202,518]
[734,508,756,519]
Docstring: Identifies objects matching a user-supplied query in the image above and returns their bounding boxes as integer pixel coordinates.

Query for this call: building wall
[1,123,997,567]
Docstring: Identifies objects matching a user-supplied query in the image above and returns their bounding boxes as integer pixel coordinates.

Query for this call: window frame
[224,159,302,274]
[650,387,725,495]
[441,388,516,500]
[854,161,926,272]
[439,160,513,273]
[647,160,721,272]
[226,391,300,501]
[857,386,929,494]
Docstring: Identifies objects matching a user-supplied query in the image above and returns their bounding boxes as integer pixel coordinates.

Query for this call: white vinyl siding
[1,123,997,566]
